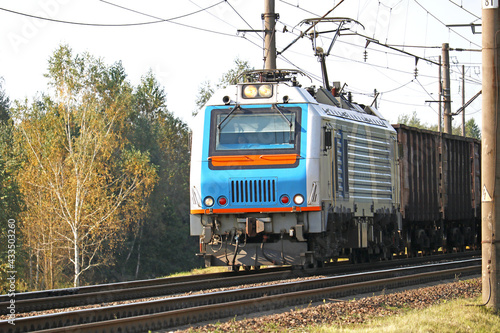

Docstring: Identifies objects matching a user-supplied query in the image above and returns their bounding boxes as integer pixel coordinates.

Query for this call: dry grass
[314,296,500,333]
[163,266,230,278]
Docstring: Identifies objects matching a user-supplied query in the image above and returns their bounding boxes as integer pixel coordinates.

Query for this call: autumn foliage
[1,45,197,291]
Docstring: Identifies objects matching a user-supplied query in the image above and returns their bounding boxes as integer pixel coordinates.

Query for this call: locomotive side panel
[312,110,400,260]
[318,110,398,218]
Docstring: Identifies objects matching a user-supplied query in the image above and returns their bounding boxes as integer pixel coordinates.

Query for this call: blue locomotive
[190,69,480,270]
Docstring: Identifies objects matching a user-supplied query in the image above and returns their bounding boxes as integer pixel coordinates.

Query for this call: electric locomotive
[190,69,402,269]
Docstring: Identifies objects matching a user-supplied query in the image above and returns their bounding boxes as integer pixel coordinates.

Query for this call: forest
[0,45,203,292]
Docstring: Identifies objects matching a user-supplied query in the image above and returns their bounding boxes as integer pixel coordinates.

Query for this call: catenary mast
[482,0,500,310]
[263,0,277,70]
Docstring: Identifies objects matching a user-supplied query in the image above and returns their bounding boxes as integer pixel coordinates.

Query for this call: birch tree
[14,46,157,287]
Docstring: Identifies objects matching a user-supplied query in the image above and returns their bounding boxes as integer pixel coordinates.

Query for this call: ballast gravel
[181,277,482,332]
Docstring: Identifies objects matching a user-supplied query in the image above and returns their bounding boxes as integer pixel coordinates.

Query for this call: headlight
[293,194,304,205]
[243,85,258,98]
[258,84,273,98]
[204,196,214,207]
[242,84,273,99]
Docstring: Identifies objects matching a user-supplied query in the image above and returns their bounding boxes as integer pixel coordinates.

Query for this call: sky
[0,0,483,130]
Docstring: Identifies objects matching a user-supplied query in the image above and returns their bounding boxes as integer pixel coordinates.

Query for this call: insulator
[363,50,368,62]
[414,67,418,79]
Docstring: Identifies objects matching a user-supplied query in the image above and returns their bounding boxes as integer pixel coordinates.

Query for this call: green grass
[312,297,500,333]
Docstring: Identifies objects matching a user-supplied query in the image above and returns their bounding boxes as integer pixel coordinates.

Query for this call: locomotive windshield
[208,107,301,166]
[217,113,295,150]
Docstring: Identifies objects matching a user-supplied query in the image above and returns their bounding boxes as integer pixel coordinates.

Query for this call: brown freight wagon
[392,124,480,253]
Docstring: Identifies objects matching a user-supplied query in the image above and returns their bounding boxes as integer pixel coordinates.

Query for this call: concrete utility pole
[462,65,466,136]
[482,0,500,310]
[439,55,442,133]
[263,0,277,70]
[442,43,452,134]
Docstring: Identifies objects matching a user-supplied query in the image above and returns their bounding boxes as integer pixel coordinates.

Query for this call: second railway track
[0,255,481,333]
[0,251,478,316]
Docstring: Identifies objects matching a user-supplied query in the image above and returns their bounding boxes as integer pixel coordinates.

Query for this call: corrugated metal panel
[393,125,440,221]
[472,141,481,218]
[334,131,348,197]
[344,130,393,203]
[441,133,477,220]
[394,124,480,222]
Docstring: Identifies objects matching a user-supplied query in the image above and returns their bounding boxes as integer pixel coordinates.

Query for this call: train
[189,69,480,270]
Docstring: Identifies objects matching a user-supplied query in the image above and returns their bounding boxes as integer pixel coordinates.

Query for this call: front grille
[230,178,277,204]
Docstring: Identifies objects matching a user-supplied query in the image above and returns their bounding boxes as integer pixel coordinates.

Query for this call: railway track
[0,251,478,316]
[0,266,294,315]
[0,253,480,333]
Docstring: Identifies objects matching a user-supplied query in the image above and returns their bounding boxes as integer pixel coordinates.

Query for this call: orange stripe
[209,154,299,167]
[191,206,321,214]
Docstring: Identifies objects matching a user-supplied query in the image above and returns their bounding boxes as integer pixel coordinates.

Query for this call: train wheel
[382,246,392,261]
[350,249,369,264]
[349,250,358,264]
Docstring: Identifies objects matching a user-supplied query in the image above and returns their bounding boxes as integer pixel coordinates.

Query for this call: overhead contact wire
[100,0,237,37]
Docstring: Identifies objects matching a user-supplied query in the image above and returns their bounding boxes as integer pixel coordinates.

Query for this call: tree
[0,79,20,223]
[13,46,157,287]
[115,71,200,280]
[194,80,214,116]
[0,78,10,123]
[465,118,481,140]
[397,111,481,140]
[0,79,25,292]
[194,58,252,116]
[397,111,426,129]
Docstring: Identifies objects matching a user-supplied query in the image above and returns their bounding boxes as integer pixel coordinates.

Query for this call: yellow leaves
[14,45,159,288]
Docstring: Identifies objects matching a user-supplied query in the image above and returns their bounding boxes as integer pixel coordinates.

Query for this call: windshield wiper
[217,104,241,130]
[272,104,293,128]
[272,104,295,144]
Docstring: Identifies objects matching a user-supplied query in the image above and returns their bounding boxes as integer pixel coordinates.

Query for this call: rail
[0,257,480,333]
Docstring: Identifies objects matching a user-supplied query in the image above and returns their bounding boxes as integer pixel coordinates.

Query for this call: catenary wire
[100,0,237,37]
[0,6,164,26]
[412,0,480,48]
[188,0,237,28]
[275,25,479,89]
[447,0,481,20]
[0,1,236,37]
[100,0,225,23]
[276,1,480,72]
[225,0,261,38]
[186,0,264,48]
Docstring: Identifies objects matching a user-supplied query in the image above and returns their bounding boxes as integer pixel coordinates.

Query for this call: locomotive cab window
[208,107,301,169]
